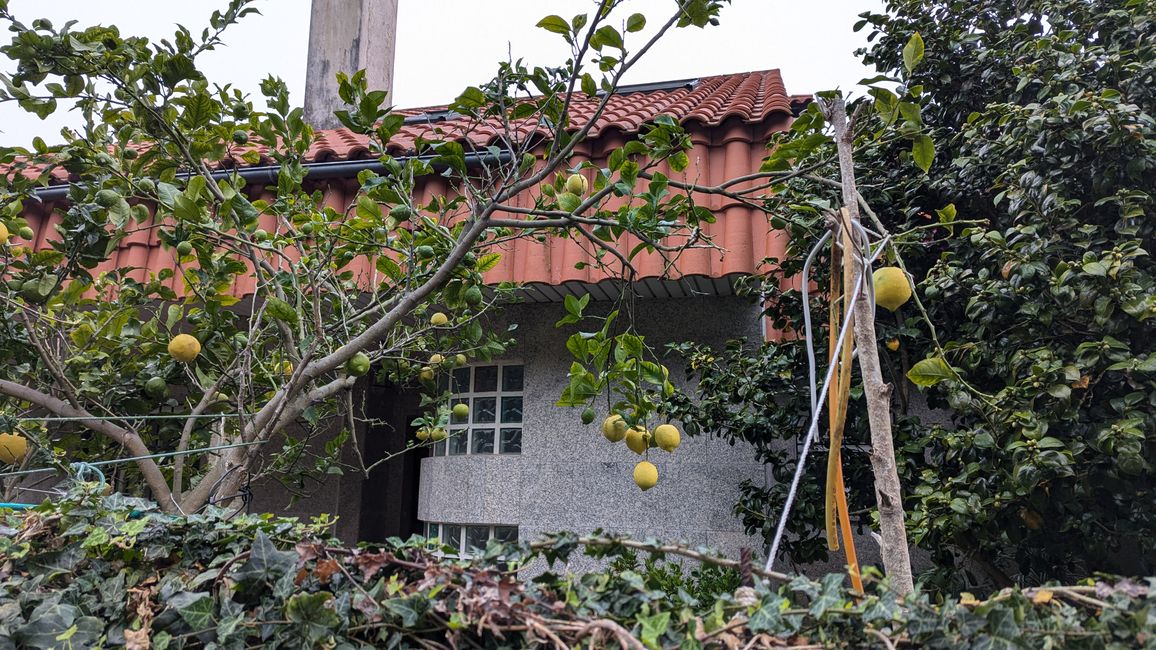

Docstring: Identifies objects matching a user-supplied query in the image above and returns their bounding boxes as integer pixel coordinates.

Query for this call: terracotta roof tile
[15,70,798,328]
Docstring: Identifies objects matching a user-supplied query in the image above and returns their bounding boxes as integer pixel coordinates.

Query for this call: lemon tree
[0,0,732,513]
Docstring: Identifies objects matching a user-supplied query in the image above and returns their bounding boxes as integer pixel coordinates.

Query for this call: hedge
[0,491,1151,648]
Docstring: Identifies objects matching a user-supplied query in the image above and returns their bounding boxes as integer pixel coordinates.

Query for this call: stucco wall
[417,295,769,564]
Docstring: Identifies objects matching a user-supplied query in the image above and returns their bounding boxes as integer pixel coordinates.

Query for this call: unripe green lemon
[176,241,194,257]
[452,403,470,419]
[581,407,596,425]
[346,352,371,377]
[565,173,589,196]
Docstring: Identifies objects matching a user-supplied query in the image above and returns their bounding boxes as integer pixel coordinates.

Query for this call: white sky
[0,0,882,146]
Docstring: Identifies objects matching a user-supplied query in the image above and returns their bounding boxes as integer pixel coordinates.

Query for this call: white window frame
[424,521,519,557]
[433,362,524,457]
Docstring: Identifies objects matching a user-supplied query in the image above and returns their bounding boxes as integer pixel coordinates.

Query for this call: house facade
[18,70,804,562]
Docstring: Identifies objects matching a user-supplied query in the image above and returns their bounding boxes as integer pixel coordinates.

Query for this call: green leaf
[907,357,954,387]
[903,32,925,74]
[594,25,624,50]
[912,134,935,172]
[536,15,571,36]
[626,13,646,33]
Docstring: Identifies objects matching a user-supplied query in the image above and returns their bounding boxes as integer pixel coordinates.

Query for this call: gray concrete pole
[304,0,398,130]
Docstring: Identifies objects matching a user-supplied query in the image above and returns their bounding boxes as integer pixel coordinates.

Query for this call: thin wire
[763,235,885,575]
[0,440,262,480]
[11,413,252,423]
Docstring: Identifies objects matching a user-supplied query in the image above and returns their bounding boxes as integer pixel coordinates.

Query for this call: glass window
[438,363,523,456]
[442,524,462,550]
[501,365,524,392]
[474,366,499,392]
[473,396,496,423]
[447,429,468,456]
[500,396,523,423]
[500,428,522,454]
[421,522,519,558]
[472,428,494,454]
[493,526,518,544]
[465,526,490,553]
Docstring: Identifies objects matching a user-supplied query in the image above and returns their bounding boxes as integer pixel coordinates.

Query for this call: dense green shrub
[666,0,1155,589]
[0,494,1151,648]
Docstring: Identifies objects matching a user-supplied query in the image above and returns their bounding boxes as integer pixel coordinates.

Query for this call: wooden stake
[823,96,915,596]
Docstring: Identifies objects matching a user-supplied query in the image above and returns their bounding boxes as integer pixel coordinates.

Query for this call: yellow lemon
[419,366,435,382]
[416,428,430,441]
[633,460,658,491]
[654,424,681,452]
[873,267,912,312]
[167,334,201,363]
[886,338,900,352]
[0,433,28,464]
[430,428,447,442]
[601,415,627,442]
[625,426,650,455]
[0,223,8,246]
[429,353,445,365]
[280,360,294,377]
[430,312,449,326]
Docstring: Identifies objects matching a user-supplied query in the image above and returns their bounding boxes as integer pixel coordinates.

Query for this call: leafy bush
[666,0,1156,589]
[0,494,1151,649]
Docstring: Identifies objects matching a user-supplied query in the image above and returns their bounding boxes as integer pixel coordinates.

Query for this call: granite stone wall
[416,295,769,565]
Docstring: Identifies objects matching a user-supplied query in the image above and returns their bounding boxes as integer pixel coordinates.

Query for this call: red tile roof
[17,70,800,329]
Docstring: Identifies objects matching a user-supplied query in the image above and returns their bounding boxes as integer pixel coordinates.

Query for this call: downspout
[27,150,513,202]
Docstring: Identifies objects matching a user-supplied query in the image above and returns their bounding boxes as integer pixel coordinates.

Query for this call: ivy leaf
[907,357,954,387]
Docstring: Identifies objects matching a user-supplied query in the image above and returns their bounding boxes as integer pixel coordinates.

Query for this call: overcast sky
[0,0,883,146]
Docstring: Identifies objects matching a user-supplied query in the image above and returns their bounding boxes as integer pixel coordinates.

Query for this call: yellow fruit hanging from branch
[167,334,201,363]
[654,424,681,452]
[0,432,28,464]
[872,267,912,312]
[625,426,650,455]
[601,414,627,442]
[633,460,658,491]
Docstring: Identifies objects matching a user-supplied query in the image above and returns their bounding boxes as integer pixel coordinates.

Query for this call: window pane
[465,526,490,553]
[502,365,524,392]
[500,396,523,423]
[451,368,471,394]
[493,526,518,544]
[472,428,495,454]
[500,428,522,454]
[427,522,440,539]
[473,397,496,423]
[447,429,468,456]
[443,524,462,552]
[474,366,498,392]
[433,439,446,456]
[451,397,469,425]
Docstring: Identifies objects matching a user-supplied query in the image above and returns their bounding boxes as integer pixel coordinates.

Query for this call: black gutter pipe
[28,150,513,201]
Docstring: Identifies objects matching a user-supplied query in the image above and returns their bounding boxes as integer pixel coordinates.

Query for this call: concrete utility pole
[304,0,398,129]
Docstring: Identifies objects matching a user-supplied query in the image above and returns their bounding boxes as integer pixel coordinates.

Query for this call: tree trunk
[825,97,915,596]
